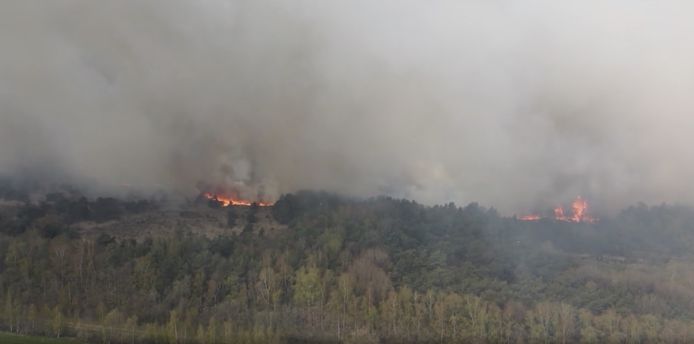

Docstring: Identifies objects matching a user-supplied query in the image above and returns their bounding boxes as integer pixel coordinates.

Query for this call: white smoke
[2,0,694,213]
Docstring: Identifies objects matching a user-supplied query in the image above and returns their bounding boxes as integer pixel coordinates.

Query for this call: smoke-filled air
[3,0,694,213]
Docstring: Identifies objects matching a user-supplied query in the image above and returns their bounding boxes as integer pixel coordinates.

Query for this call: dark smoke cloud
[2,0,694,213]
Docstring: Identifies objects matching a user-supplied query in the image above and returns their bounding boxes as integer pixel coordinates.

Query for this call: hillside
[2,191,694,342]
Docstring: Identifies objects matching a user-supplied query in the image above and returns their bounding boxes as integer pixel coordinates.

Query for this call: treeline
[4,275,694,343]
[3,191,694,342]
[2,234,694,343]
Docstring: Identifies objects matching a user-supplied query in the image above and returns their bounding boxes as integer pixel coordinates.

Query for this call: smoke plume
[2,1,694,213]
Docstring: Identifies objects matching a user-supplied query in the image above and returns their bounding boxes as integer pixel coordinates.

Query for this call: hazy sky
[2,1,694,213]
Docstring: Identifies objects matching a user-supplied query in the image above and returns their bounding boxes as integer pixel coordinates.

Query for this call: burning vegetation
[520,196,597,223]
[202,192,274,207]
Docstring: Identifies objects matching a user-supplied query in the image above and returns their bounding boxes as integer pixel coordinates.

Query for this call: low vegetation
[0,331,78,343]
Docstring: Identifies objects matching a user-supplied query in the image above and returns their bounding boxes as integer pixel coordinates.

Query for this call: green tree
[51,306,65,338]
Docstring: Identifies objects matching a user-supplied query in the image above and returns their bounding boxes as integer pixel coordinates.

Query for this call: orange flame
[571,196,588,222]
[519,196,597,223]
[553,206,567,221]
[203,192,274,207]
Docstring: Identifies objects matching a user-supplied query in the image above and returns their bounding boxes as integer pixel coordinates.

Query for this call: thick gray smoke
[2,0,694,213]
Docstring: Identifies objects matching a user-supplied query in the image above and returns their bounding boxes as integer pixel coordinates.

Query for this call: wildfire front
[202,192,274,207]
[520,196,597,223]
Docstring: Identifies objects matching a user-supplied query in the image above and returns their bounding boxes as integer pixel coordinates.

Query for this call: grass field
[0,332,79,344]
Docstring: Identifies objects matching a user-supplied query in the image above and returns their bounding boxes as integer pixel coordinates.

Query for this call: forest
[3,187,694,343]
[5,0,694,342]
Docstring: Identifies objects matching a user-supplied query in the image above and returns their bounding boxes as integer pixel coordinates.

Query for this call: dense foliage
[3,190,694,342]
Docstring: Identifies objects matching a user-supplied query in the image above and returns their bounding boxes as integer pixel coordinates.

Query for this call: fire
[571,196,589,222]
[519,196,597,223]
[553,206,567,221]
[519,214,541,221]
[203,192,274,207]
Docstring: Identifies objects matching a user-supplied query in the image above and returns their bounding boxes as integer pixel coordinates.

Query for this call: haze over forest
[7,2,694,343]
[3,1,694,214]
